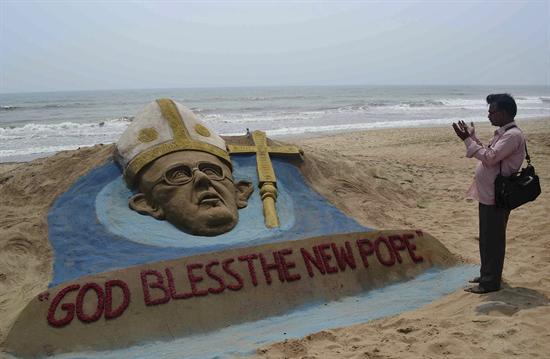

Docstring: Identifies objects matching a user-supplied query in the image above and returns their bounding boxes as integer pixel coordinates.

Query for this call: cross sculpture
[227,130,303,228]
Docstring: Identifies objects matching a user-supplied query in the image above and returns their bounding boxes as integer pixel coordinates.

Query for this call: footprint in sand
[475,301,519,316]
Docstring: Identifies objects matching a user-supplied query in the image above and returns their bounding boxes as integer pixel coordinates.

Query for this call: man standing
[452,93,526,294]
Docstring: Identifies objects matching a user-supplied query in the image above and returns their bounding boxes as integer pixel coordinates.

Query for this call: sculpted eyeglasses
[151,161,233,187]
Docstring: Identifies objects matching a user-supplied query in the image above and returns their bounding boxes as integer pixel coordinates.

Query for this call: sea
[1,85,549,163]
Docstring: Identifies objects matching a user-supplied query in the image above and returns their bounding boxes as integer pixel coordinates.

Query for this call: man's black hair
[486,93,517,118]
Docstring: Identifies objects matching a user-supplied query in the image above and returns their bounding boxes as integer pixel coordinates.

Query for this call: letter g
[47,284,80,328]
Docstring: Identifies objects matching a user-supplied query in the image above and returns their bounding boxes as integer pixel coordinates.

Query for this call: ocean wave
[367,101,391,107]
[189,94,323,103]
[194,104,310,115]
[201,102,440,121]
[207,96,542,116]
[0,143,102,157]
[438,98,486,107]
[0,117,132,137]
[2,113,548,161]
[221,114,549,138]
[198,100,440,115]
[244,95,323,101]
[202,99,547,123]
[201,111,326,124]
[222,117,480,137]
[187,96,550,120]
[0,101,99,112]
[443,96,547,106]
[405,99,445,107]
[515,96,548,104]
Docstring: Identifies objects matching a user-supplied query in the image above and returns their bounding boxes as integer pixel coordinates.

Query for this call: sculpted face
[129,151,253,236]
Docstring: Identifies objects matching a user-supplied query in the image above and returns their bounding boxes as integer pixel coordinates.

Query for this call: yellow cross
[227,130,302,228]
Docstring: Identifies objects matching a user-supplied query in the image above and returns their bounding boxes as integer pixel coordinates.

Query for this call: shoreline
[1,115,548,170]
[276,114,550,141]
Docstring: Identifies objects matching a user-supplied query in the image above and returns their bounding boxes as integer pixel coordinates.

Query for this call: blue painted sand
[95,155,297,247]
[48,155,370,287]
[47,265,478,359]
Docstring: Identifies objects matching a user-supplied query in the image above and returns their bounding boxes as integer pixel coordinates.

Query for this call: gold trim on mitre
[194,124,211,137]
[137,128,159,143]
[124,99,231,186]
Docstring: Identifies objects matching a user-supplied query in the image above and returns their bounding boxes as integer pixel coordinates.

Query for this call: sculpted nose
[193,170,212,188]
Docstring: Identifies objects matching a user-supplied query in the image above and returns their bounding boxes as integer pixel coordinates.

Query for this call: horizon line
[2,83,549,96]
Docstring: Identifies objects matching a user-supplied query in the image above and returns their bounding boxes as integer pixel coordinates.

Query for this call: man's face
[134,151,247,236]
[488,103,507,127]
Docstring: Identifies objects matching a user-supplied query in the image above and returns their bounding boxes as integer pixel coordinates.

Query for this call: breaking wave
[0,117,132,137]
[1,87,548,162]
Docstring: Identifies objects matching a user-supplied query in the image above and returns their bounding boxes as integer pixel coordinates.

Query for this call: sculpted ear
[128,193,165,220]
[235,180,254,209]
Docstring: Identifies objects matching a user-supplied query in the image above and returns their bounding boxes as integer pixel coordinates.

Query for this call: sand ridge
[0,118,549,358]
[0,145,114,344]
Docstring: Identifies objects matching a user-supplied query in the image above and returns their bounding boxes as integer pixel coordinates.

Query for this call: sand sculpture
[116,99,304,235]
[4,99,466,358]
[116,99,255,236]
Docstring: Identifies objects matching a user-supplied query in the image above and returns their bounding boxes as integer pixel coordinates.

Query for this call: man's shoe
[464,285,500,294]
[469,276,481,283]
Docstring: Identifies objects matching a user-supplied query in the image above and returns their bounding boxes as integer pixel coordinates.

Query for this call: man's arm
[465,131,522,166]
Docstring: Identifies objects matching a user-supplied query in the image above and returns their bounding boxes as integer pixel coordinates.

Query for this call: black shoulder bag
[494,127,541,210]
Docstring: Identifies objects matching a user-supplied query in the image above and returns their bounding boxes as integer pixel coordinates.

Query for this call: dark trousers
[478,203,510,289]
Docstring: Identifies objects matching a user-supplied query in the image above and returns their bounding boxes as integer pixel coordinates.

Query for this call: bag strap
[525,141,531,165]
[498,125,531,174]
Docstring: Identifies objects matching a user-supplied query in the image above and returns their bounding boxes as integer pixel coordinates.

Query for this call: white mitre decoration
[115,99,230,186]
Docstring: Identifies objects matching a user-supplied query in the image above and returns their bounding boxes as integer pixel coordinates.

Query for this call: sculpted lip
[198,192,223,205]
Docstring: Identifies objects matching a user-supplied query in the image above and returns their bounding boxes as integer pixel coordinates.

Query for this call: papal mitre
[115,99,231,187]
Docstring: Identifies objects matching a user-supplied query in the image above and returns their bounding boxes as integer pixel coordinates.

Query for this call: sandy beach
[1,118,549,358]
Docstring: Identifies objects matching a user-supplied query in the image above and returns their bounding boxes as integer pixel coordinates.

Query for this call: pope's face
[134,151,246,236]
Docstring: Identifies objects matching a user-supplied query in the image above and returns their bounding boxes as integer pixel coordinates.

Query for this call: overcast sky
[1,1,549,93]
